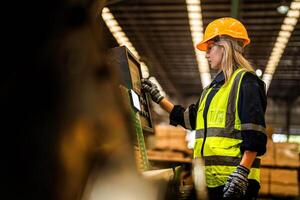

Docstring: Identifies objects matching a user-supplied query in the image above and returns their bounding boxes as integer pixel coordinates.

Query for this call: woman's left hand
[223,164,249,198]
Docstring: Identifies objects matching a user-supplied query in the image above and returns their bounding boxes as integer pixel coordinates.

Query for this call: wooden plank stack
[274,142,299,167]
[259,140,299,197]
[270,169,298,196]
[261,139,275,166]
[147,125,192,162]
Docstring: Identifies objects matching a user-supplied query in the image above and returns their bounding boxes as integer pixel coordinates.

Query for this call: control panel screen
[108,46,153,132]
[130,89,141,111]
[128,58,141,95]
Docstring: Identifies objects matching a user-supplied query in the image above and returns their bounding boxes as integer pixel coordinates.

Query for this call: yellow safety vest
[194,68,262,188]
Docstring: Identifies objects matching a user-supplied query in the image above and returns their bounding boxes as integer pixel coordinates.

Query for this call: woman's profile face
[205,41,224,71]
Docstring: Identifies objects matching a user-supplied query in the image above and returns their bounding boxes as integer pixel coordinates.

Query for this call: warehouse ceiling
[103,0,300,103]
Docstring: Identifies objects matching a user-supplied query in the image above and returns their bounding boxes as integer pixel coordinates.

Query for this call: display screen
[128,58,141,95]
[130,89,141,111]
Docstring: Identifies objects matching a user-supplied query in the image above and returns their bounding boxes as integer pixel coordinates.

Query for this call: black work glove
[223,164,250,199]
[141,79,164,103]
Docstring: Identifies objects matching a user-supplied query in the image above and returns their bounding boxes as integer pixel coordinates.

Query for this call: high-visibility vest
[194,68,264,188]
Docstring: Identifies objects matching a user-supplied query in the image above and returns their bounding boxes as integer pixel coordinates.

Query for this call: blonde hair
[216,36,254,83]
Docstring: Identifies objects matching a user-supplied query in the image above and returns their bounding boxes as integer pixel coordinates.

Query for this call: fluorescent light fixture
[287,9,300,17]
[290,2,300,10]
[279,30,292,38]
[274,42,286,48]
[276,36,289,43]
[284,17,298,25]
[200,73,211,87]
[189,12,202,19]
[281,24,294,31]
[255,69,262,77]
[140,62,150,78]
[186,0,211,88]
[186,0,200,4]
[272,134,288,143]
[263,74,273,90]
[187,5,201,12]
[191,26,203,32]
[277,5,289,14]
[262,0,299,91]
[102,7,140,59]
[189,19,203,27]
[102,7,167,96]
[110,25,122,32]
[192,32,203,41]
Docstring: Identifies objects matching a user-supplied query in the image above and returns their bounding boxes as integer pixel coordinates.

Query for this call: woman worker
[142,17,267,200]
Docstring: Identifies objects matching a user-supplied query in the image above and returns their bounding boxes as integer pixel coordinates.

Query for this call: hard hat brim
[196,34,251,51]
[196,35,217,51]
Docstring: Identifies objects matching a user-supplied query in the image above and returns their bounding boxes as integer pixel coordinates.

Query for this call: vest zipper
[201,117,207,157]
[200,84,220,157]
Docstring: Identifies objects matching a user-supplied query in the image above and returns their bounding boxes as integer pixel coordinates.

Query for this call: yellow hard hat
[196,17,250,51]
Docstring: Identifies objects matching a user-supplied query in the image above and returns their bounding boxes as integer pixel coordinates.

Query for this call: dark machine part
[5,0,205,199]
[4,0,159,200]
[107,46,154,171]
[108,46,154,133]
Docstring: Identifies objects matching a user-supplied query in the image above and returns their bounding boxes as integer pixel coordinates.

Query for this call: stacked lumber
[259,142,299,197]
[274,142,299,167]
[261,140,299,167]
[261,139,275,166]
[147,125,192,162]
[259,168,299,197]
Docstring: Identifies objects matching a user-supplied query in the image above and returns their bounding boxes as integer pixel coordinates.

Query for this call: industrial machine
[108,46,153,171]
[108,46,207,200]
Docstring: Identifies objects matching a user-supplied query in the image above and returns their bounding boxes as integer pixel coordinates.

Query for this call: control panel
[108,46,153,132]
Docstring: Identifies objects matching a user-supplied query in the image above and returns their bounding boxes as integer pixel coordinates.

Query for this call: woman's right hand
[141,79,164,104]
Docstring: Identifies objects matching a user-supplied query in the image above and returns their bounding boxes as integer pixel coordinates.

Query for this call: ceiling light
[190,26,203,32]
[102,7,166,96]
[281,24,294,31]
[263,74,273,91]
[263,0,299,91]
[276,36,289,43]
[186,0,200,4]
[192,32,203,39]
[279,30,292,38]
[272,49,284,55]
[200,73,211,88]
[110,25,122,32]
[277,5,289,14]
[274,42,285,48]
[187,5,201,12]
[189,12,202,19]
[287,9,300,17]
[189,19,203,27]
[186,0,211,88]
[255,69,262,77]
[290,2,300,9]
[284,17,298,25]
[140,62,150,78]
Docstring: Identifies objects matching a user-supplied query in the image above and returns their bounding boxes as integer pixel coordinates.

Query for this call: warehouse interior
[101,0,300,198]
[6,0,300,199]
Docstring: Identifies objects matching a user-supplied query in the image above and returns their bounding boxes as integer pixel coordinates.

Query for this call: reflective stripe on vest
[194,68,261,188]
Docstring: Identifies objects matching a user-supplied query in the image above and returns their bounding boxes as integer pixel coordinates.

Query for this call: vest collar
[209,71,225,87]
[209,66,240,88]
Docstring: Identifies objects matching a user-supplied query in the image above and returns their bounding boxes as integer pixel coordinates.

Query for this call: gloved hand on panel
[141,79,164,104]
